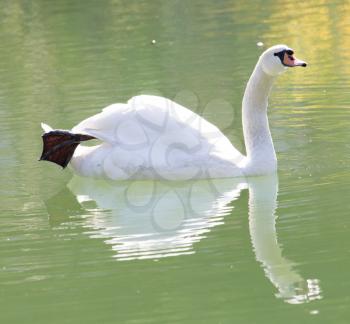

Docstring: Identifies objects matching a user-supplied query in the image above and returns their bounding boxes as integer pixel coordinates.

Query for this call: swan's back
[71,95,244,180]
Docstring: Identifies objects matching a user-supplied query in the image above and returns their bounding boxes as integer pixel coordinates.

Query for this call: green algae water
[1,0,350,323]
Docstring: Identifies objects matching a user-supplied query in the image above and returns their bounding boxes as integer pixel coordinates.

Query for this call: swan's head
[259,45,307,76]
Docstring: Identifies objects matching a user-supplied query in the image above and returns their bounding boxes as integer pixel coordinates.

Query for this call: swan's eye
[286,49,294,55]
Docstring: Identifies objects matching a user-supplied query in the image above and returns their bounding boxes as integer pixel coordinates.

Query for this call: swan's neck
[242,63,277,174]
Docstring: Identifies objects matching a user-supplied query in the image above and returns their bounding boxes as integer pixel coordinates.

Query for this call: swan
[40,45,307,180]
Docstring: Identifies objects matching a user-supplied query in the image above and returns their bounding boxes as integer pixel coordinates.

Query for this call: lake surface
[1,0,350,323]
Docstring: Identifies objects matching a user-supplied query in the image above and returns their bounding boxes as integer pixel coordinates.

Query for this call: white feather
[41,123,53,133]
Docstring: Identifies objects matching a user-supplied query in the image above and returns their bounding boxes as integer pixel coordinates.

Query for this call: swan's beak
[283,52,307,67]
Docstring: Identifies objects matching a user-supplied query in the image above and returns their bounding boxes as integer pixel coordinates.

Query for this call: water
[1,0,350,323]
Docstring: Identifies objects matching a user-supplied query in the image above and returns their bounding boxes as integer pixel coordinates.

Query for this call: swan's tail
[39,123,95,168]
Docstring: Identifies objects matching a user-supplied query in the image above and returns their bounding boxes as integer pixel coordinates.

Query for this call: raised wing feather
[72,95,244,164]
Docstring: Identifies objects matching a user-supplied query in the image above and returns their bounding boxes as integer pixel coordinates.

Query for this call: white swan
[40,45,306,180]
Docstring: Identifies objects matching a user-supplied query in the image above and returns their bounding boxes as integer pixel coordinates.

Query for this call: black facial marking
[274,50,286,64]
[273,48,294,67]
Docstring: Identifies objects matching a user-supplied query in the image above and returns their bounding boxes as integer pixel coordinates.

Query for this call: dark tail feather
[39,130,95,168]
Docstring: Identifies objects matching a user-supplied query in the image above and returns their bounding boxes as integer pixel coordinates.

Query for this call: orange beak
[283,52,307,67]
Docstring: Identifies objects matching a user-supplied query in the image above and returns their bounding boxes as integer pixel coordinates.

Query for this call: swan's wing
[71,96,178,145]
[72,103,132,143]
[128,95,244,164]
[72,95,244,165]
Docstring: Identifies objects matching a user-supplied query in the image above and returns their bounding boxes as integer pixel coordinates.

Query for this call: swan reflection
[67,176,246,261]
[247,176,322,304]
[47,175,321,303]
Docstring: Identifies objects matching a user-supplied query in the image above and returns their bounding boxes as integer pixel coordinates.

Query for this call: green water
[1,0,350,323]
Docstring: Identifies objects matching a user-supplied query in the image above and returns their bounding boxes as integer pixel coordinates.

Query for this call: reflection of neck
[248,176,306,302]
[242,64,276,172]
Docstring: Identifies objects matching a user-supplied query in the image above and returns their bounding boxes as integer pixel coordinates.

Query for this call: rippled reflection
[247,176,322,304]
[46,174,322,303]
[66,176,246,261]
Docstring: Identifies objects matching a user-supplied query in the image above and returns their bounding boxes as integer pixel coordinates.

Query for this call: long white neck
[242,62,277,174]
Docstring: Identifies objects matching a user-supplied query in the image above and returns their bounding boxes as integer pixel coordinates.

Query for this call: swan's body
[40,45,306,180]
[69,95,245,180]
